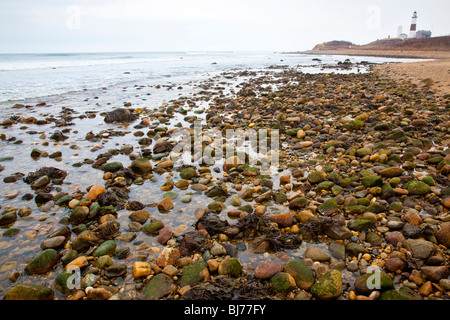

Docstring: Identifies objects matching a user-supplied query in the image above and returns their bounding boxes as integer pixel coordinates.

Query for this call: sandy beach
[302,49,450,96]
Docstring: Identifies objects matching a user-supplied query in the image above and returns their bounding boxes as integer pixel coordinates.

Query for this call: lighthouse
[409,11,417,38]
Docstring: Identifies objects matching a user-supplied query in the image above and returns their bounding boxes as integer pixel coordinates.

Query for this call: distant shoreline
[287,49,450,60]
[296,49,449,95]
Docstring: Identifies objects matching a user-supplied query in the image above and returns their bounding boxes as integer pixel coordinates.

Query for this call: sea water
[0,51,421,105]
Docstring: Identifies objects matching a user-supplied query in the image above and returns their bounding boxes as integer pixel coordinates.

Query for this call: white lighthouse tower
[409,11,417,38]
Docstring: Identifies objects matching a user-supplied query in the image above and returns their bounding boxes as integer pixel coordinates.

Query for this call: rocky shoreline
[0,62,449,300]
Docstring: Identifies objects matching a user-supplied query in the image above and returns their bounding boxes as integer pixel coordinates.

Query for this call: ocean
[0,51,421,105]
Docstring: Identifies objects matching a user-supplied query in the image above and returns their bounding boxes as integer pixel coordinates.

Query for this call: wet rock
[420,266,448,282]
[345,243,367,256]
[105,263,127,278]
[311,270,342,300]
[156,247,180,268]
[40,236,67,250]
[288,196,308,210]
[404,239,434,260]
[23,166,67,185]
[180,167,198,180]
[361,175,382,187]
[268,212,295,228]
[157,197,174,211]
[93,240,116,257]
[132,261,151,279]
[54,271,75,294]
[305,247,331,262]
[207,201,226,212]
[379,289,413,300]
[254,262,283,279]
[95,220,120,239]
[50,130,68,141]
[307,171,325,184]
[379,167,405,178]
[180,195,192,203]
[130,158,152,174]
[318,198,338,215]
[115,232,136,243]
[366,232,383,246]
[129,210,150,224]
[143,273,176,300]
[25,249,59,275]
[0,211,17,226]
[126,200,145,211]
[210,242,227,256]
[3,228,20,237]
[223,155,242,171]
[403,180,431,195]
[329,242,345,260]
[31,175,50,189]
[85,185,106,201]
[157,227,173,245]
[321,217,352,240]
[283,259,314,290]
[101,161,123,172]
[354,271,394,295]
[218,257,242,278]
[4,285,54,300]
[435,222,450,247]
[86,287,112,300]
[384,257,407,272]
[69,206,89,225]
[95,255,113,270]
[270,272,296,293]
[104,108,137,123]
[72,230,101,252]
[348,219,374,231]
[180,230,210,256]
[80,272,100,291]
[179,260,210,286]
[153,140,173,154]
[142,220,164,235]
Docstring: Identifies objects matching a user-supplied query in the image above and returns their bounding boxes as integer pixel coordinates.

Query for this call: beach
[0,51,449,301]
[301,48,450,96]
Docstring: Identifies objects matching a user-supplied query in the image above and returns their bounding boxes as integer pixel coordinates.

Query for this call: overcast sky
[0,0,449,53]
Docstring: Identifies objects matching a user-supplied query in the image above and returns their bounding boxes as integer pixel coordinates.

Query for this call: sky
[0,0,449,53]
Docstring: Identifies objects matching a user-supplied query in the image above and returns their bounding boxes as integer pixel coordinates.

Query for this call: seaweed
[97,191,121,207]
[23,166,68,184]
[104,108,138,123]
[180,276,277,300]
[179,230,211,256]
[236,214,302,251]
[195,214,229,235]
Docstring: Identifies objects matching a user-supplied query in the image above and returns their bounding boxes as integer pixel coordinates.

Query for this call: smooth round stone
[179,195,192,203]
[347,260,359,272]
[304,247,331,262]
[128,222,142,232]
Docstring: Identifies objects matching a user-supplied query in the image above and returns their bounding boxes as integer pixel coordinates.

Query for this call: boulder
[4,285,54,300]
[283,259,314,290]
[25,249,59,275]
[143,273,176,300]
[310,270,343,299]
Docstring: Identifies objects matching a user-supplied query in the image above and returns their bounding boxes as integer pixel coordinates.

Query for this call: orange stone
[157,197,174,211]
[85,185,106,201]
[132,261,152,279]
[156,248,180,268]
[65,256,88,270]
